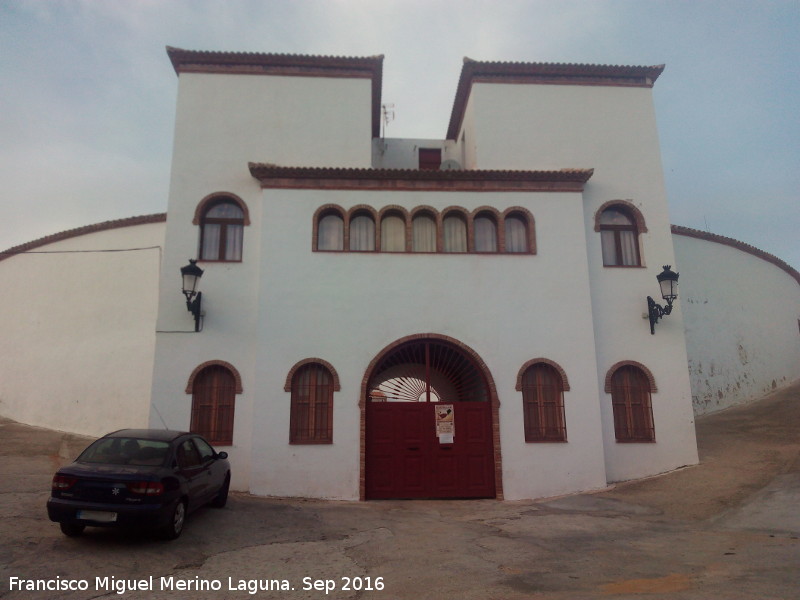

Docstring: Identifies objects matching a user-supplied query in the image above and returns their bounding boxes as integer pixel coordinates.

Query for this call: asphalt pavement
[1,380,798,600]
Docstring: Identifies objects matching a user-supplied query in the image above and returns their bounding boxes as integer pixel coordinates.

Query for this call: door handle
[407,447,419,451]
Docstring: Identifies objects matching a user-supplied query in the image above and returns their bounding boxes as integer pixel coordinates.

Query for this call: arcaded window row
[193,192,648,266]
[314,205,536,254]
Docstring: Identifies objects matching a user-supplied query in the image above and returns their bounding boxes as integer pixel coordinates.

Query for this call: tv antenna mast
[381,103,395,138]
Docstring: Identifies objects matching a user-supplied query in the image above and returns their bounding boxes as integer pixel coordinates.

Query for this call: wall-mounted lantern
[180,259,204,332]
[648,265,679,334]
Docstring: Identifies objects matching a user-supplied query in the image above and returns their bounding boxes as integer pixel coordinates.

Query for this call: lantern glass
[659,277,678,301]
[182,272,199,295]
[180,260,204,296]
[656,265,679,302]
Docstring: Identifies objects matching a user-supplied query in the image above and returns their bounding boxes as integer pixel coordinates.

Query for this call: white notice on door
[435,404,454,442]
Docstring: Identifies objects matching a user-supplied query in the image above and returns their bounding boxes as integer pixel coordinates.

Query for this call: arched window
[412,212,437,252]
[290,363,335,444]
[504,214,528,253]
[349,212,375,251]
[599,207,640,266]
[200,199,244,261]
[520,363,567,442]
[474,213,498,252]
[443,212,467,253]
[190,365,236,445]
[380,213,406,252]
[609,365,655,442]
[318,211,344,251]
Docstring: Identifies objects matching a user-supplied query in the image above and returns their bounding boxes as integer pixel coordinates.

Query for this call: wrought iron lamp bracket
[647,295,673,335]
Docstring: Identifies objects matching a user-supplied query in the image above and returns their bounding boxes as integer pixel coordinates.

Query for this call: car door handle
[407,447,419,451]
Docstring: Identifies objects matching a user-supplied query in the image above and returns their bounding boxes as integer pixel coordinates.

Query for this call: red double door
[365,401,495,499]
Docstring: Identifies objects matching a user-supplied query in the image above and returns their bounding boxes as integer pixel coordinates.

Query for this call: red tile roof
[248,164,594,192]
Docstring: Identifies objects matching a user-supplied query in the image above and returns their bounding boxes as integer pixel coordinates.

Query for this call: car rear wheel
[59,522,85,537]
[210,474,230,508]
[160,499,186,540]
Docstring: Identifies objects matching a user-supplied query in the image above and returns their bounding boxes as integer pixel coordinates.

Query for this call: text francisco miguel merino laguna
[8,575,389,595]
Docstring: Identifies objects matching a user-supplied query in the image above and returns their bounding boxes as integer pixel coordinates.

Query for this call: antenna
[381,103,395,138]
[151,403,170,430]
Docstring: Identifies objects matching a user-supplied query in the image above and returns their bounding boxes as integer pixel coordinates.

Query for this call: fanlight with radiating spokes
[368,340,487,402]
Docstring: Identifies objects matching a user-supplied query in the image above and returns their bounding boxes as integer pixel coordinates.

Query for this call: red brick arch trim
[185,360,244,394]
[378,205,411,251]
[347,204,379,221]
[410,205,439,219]
[471,206,502,252]
[358,332,503,500]
[283,358,342,392]
[378,205,410,221]
[312,204,346,251]
[471,205,502,221]
[515,358,571,391]
[604,361,657,393]
[594,200,648,233]
[345,205,379,251]
[192,192,251,226]
[503,206,537,254]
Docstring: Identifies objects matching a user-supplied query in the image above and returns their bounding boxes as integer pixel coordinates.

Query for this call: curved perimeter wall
[0,217,796,438]
[0,216,164,436]
[673,226,800,414]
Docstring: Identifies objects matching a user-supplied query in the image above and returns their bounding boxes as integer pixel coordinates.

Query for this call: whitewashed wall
[372,138,458,169]
[151,70,376,491]
[674,231,800,414]
[0,221,163,437]
[247,187,608,500]
[462,81,699,483]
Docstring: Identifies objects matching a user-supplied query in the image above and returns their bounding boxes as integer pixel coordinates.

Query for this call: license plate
[77,510,117,523]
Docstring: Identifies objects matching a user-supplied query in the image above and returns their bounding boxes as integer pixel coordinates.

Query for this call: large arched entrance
[361,334,501,500]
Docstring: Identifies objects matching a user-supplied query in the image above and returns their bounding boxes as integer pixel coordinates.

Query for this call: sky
[1,0,798,270]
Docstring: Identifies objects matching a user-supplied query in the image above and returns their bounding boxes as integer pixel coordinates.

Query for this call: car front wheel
[160,500,186,540]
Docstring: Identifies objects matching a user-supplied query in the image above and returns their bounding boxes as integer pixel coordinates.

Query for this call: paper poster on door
[436,404,454,443]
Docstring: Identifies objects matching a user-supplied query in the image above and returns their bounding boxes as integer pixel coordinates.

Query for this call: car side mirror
[216,451,228,460]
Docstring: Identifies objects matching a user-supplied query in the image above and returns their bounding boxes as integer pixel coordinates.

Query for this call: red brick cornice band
[0,213,166,263]
[185,360,244,394]
[671,225,800,287]
[249,164,594,193]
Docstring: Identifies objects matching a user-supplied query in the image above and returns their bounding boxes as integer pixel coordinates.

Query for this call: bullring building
[3,48,798,501]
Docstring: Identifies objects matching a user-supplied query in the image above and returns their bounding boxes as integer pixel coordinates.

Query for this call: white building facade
[149,49,700,501]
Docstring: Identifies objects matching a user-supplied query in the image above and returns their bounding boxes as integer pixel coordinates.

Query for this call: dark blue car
[47,429,230,539]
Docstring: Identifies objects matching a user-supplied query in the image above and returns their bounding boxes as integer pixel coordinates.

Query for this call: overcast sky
[2,0,798,270]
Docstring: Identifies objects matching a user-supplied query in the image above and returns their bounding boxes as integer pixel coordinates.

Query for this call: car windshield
[78,437,170,466]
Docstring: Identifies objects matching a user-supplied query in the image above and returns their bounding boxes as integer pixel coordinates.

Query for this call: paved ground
[1,381,798,600]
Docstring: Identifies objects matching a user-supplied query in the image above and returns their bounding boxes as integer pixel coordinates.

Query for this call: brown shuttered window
[290,364,334,444]
[611,365,655,442]
[599,207,641,266]
[521,363,567,442]
[200,199,245,262]
[190,365,236,445]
